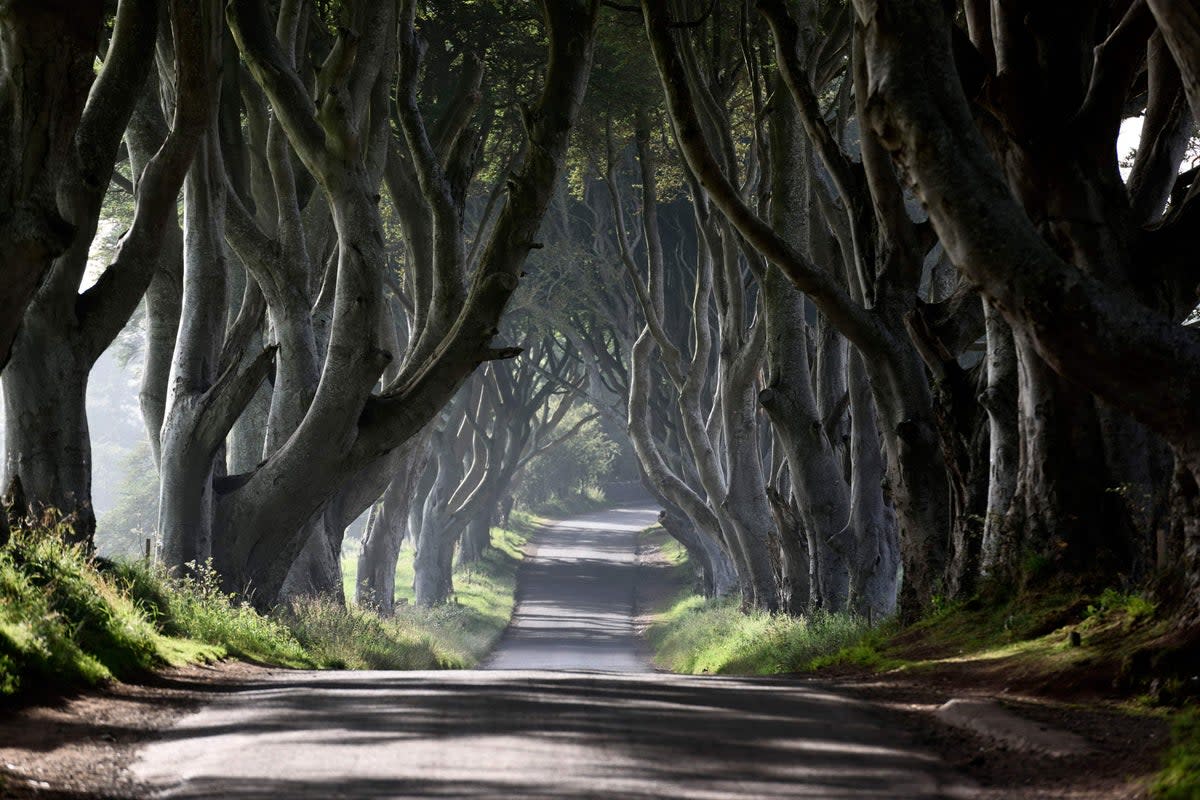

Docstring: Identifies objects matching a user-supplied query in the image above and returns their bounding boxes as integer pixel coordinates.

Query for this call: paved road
[483,506,651,671]
[131,506,973,799]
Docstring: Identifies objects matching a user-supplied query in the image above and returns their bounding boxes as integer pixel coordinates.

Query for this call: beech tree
[148,0,602,608]
[5,0,1199,634]
[848,0,1200,619]
[0,1,106,370]
[3,0,216,544]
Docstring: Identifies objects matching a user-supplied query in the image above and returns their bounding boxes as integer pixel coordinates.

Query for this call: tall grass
[1153,709,1200,799]
[647,595,876,675]
[282,597,450,669]
[341,516,533,666]
[0,527,212,697]
[1,511,538,699]
[113,559,311,668]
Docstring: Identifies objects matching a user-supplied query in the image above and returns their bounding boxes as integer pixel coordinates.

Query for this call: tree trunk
[845,351,899,617]
[158,124,228,571]
[1003,333,1132,584]
[356,431,432,614]
[458,512,492,565]
[0,1,104,369]
[2,327,93,541]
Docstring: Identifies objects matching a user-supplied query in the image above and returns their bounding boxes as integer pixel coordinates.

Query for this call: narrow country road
[131,506,974,799]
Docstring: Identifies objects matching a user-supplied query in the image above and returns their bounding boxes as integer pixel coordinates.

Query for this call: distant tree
[516,406,617,507]
[95,442,157,560]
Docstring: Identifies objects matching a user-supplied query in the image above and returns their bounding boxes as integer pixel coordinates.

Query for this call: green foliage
[517,407,617,508]
[113,560,311,668]
[647,595,877,675]
[342,515,534,666]
[1086,588,1157,622]
[1021,551,1054,583]
[95,442,159,560]
[1153,710,1200,799]
[1,508,536,699]
[0,527,179,697]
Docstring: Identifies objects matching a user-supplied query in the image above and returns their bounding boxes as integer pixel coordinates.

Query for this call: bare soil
[0,662,280,799]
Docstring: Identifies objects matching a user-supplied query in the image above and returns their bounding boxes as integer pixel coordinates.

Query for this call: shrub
[1086,588,1157,622]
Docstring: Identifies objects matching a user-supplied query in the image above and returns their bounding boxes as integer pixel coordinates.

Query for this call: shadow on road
[134,670,970,799]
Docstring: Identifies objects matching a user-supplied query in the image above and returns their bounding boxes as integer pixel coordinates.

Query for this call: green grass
[0,527,221,698]
[639,524,877,675]
[280,597,448,669]
[1,510,540,699]
[1153,709,1200,799]
[647,594,876,675]
[113,559,312,668]
[340,513,536,667]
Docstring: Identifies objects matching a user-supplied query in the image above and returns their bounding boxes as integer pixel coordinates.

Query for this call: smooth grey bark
[211,0,600,609]
[845,350,899,617]
[355,431,432,614]
[760,90,851,613]
[850,0,1200,619]
[645,1,951,617]
[979,299,1018,577]
[3,0,210,545]
[2,0,157,537]
[128,86,184,468]
[0,1,105,370]
[158,125,232,569]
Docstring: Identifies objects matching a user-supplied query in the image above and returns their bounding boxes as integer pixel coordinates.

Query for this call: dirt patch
[0,661,281,799]
[823,669,1168,799]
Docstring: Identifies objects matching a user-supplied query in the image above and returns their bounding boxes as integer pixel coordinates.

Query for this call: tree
[2,0,217,545]
[149,0,602,609]
[849,0,1200,621]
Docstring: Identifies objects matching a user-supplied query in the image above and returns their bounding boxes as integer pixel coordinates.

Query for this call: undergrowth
[342,514,534,666]
[0,526,217,698]
[647,595,876,675]
[2,511,537,698]
[114,559,310,667]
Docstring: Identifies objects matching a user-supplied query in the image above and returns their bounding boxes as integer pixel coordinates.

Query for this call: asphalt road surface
[131,506,974,799]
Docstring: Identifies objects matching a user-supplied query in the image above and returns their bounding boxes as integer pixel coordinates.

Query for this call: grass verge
[644,524,1200,793]
[341,512,537,667]
[647,594,876,674]
[2,511,539,699]
[1153,709,1200,799]
[0,526,223,698]
[640,525,876,675]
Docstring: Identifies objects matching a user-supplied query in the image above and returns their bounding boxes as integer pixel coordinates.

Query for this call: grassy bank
[340,511,538,667]
[641,525,873,675]
[1,512,538,699]
[641,524,1200,796]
